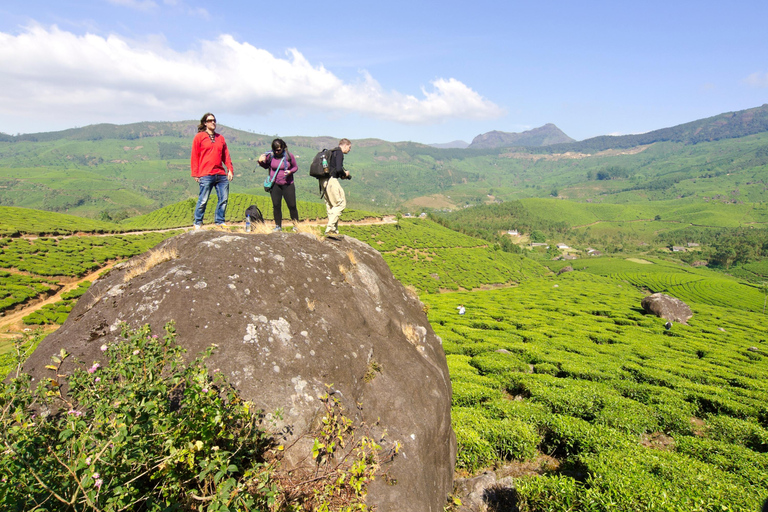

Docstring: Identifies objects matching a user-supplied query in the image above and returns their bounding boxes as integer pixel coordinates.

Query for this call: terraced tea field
[345,219,548,292]
[425,272,768,511]
[0,232,179,277]
[549,257,766,313]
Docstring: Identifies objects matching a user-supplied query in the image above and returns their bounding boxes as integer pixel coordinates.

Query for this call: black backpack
[309,149,333,179]
[244,205,264,223]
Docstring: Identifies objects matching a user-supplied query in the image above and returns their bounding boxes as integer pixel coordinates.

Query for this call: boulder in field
[641,293,693,324]
[23,230,456,512]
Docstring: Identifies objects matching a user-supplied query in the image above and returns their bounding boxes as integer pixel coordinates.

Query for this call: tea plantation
[548,257,766,313]
[1,208,767,511]
[424,273,767,511]
[344,219,548,293]
[0,232,180,277]
[340,218,768,510]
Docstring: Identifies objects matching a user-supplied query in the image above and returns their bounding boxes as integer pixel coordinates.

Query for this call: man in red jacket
[190,112,234,228]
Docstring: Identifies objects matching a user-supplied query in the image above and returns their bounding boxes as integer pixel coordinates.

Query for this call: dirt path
[0,263,116,340]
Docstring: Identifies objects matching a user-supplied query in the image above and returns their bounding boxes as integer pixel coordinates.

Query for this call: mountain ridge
[533,103,768,154]
[469,123,575,149]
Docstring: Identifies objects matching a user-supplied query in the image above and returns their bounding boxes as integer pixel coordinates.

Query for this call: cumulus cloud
[0,25,503,129]
[744,72,768,88]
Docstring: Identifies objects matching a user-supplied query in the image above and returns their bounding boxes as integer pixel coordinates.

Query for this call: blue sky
[1,0,767,144]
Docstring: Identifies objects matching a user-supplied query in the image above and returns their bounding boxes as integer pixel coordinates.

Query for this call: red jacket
[190,131,234,178]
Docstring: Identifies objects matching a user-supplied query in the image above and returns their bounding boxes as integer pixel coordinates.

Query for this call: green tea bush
[452,407,540,465]
[573,445,760,511]
[541,415,634,457]
[453,421,495,473]
[421,249,768,508]
[483,399,551,428]
[469,351,530,375]
[451,381,503,407]
[593,398,659,435]
[532,362,559,375]
[0,323,279,510]
[706,415,768,452]
[515,474,581,512]
[675,436,768,488]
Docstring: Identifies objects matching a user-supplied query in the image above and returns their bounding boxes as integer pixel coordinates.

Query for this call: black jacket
[328,147,346,179]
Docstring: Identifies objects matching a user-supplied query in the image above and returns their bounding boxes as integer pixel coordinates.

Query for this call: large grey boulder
[24,230,456,512]
[641,293,693,324]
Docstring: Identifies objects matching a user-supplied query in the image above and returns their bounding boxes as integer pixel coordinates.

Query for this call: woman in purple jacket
[258,138,299,231]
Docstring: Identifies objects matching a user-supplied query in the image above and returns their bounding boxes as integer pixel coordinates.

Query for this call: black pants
[270,183,299,227]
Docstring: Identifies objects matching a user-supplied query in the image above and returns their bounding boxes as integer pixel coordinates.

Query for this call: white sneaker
[193,223,202,230]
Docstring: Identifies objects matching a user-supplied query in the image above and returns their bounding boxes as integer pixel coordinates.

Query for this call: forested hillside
[2,104,768,220]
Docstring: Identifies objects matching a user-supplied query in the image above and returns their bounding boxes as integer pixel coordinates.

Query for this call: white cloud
[744,72,768,88]
[0,25,503,130]
[107,0,158,11]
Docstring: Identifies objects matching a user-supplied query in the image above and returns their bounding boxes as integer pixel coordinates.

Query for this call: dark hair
[198,112,216,132]
[271,138,287,153]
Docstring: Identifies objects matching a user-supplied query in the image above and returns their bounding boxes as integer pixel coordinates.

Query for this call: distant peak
[469,124,574,149]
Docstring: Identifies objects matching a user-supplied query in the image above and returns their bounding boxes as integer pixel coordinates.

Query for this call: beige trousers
[322,177,346,234]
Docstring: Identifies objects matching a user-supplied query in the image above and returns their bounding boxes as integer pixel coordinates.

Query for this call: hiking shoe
[216,223,227,228]
[193,223,202,230]
[273,226,282,232]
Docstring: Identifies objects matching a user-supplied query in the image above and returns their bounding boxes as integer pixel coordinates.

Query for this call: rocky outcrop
[641,293,693,324]
[23,230,456,512]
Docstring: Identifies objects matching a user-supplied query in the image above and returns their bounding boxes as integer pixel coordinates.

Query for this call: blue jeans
[194,175,229,225]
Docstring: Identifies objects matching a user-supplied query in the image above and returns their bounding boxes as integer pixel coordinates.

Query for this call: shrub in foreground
[0,323,278,510]
[0,323,392,511]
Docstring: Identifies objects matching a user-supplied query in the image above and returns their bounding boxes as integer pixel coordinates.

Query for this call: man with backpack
[320,138,352,238]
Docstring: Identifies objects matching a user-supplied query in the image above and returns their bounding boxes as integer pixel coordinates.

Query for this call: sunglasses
[206,119,216,123]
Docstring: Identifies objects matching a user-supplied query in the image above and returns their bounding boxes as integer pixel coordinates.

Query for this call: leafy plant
[0,322,279,511]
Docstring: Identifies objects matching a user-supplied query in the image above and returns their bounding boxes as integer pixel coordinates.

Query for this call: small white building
[556,243,570,250]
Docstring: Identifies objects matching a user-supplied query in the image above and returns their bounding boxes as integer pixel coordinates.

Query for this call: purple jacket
[259,151,298,186]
